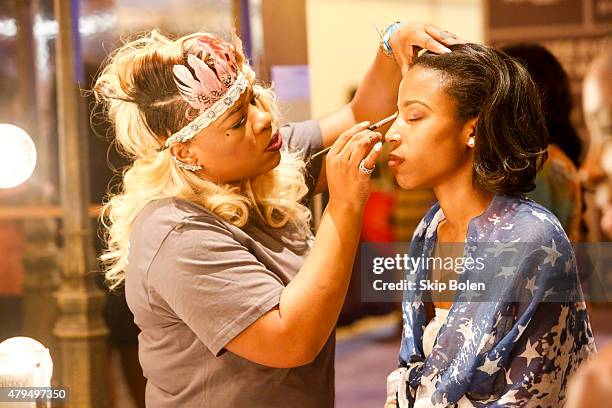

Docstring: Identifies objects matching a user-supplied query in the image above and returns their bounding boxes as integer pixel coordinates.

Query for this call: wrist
[379,21,403,58]
[327,198,365,215]
[375,45,402,73]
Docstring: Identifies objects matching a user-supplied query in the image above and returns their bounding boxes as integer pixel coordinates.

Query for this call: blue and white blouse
[396,194,596,407]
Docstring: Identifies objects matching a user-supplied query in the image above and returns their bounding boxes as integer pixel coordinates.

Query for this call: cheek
[194,139,248,179]
[393,171,418,190]
[199,141,237,166]
[205,142,281,182]
[402,120,464,160]
[392,121,470,186]
[231,151,281,182]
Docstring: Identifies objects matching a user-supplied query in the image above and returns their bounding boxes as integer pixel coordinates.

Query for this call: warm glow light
[0,124,37,189]
[0,337,53,388]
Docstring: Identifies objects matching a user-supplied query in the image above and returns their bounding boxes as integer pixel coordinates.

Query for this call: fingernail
[442,46,452,53]
[361,121,370,127]
[374,142,383,152]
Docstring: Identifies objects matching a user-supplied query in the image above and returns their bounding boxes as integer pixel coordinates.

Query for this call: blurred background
[0,0,610,407]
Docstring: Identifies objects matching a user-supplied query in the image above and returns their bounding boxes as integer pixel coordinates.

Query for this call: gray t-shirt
[125,120,334,408]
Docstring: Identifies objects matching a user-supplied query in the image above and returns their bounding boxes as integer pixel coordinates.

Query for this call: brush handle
[310,112,398,160]
[310,146,332,160]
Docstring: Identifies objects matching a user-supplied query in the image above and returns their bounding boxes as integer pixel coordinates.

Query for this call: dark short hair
[502,43,582,166]
[412,43,549,195]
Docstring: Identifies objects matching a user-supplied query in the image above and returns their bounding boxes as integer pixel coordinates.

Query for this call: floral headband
[163,31,249,150]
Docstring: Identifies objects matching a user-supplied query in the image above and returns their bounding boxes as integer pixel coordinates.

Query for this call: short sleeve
[148,213,285,356]
[280,119,324,199]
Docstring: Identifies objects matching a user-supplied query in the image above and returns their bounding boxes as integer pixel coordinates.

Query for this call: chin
[269,151,282,169]
[394,172,425,190]
[256,152,282,176]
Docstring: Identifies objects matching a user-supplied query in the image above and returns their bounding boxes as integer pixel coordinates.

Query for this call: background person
[502,43,584,242]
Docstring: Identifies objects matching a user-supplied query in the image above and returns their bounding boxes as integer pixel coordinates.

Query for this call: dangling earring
[172,156,203,171]
[467,136,475,148]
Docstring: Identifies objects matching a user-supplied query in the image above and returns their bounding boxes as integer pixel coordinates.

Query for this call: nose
[385,132,401,143]
[251,106,272,135]
[384,119,402,143]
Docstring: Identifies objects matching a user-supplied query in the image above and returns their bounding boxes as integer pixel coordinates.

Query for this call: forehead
[399,66,453,109]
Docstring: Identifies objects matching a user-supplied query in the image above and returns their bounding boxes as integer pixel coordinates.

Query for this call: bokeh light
[0,124,37,189]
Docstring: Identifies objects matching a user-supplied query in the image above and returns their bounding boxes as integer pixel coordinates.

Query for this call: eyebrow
[401,99,432,111]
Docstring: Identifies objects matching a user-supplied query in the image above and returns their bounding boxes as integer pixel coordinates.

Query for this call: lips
[388,153,405,168]
[265,130,283,152]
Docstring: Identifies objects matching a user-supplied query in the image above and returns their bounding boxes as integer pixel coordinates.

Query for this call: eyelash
[406,112,423,122]
[230,95,259,129]
[231,116,246,129]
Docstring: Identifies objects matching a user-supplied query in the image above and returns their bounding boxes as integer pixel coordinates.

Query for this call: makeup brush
[311,112,398,160]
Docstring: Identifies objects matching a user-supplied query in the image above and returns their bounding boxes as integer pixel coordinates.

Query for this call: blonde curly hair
[93,30,311,290]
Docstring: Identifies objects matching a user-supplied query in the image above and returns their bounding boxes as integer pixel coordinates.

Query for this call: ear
[462,117,478,149]
[169,143,200,167]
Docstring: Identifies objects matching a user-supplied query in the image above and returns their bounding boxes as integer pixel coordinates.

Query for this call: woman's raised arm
[313,22,464,194]
[225,122,383,368]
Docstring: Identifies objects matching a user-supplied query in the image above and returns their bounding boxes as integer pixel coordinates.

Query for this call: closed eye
[231,115,247,129]
[230,94,259,129]
[406,112,424,122]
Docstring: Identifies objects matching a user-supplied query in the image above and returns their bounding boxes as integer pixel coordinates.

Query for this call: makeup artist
[94,22,462,407]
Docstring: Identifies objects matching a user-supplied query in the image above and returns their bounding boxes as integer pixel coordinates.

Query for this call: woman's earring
[467,137,475,148]
[172,156,203,171]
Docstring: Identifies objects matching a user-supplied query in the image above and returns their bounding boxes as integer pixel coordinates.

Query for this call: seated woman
[384,43,596,407]
[93,23,461,407]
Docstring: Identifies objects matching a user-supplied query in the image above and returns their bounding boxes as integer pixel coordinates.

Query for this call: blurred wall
[305,0,483,118]
[260,0,311,122]
[485,0,612,148]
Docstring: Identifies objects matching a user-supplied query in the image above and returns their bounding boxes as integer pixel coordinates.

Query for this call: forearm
[318,49,402,150]
[318,21,459,150]
[279,201,364,355]
[225,123,379,368]
[314,49,401,195]
[350,48,402,124]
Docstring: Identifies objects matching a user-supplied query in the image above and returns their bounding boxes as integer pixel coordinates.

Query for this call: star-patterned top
[396,194,596,407]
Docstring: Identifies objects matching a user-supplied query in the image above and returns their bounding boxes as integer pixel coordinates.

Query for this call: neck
[433,168,494,234]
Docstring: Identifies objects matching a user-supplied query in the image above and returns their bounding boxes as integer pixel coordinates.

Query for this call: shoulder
[488,195,569,244]
[547,144,578,175]
[280,119,322,152]
[130,197,243,255]
[536,144,580,192]
[280,119,321,138]
[132,197,227,232]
